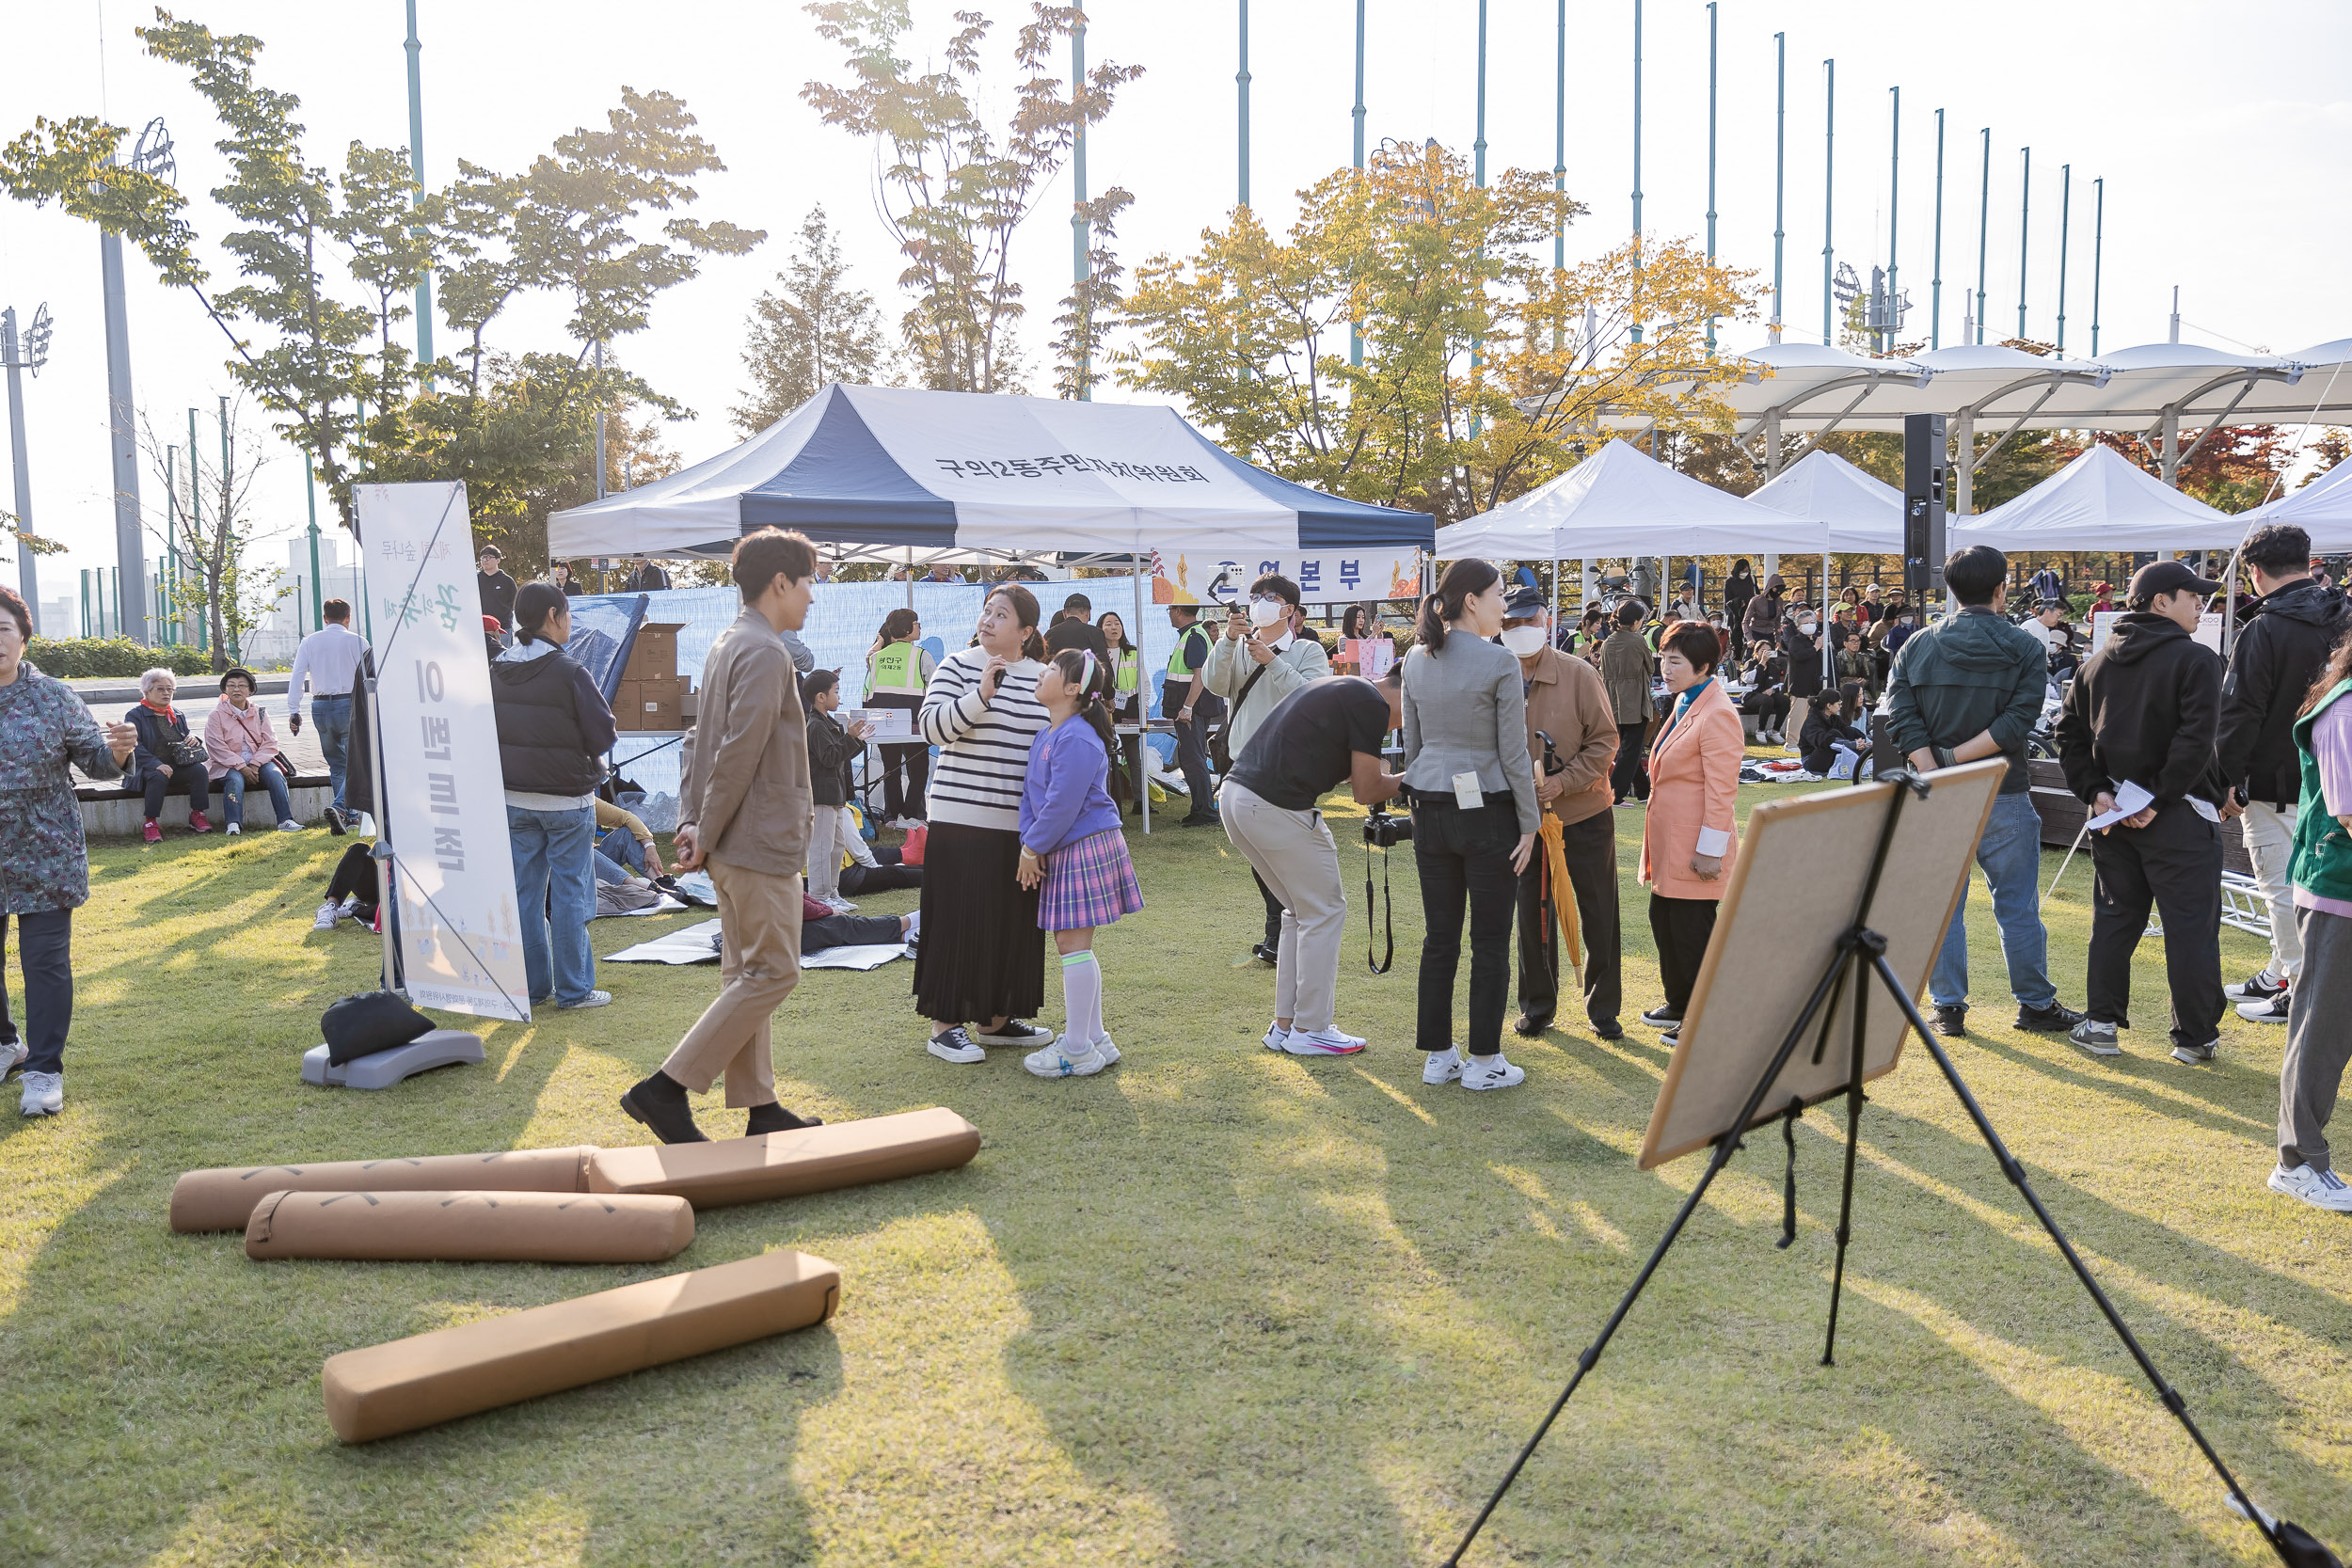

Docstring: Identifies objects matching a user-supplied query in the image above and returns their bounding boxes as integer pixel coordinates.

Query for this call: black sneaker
[325,805,347,836]
[1639,1004,1682,1028]
[1933,1005,1968,1037]
[2225,968,2285,1003]
[1181,813,1220,828]
[620,1071,709,1144]
[1590,1019,1626,1042]
[1250,942,1280,967]
[972,1019,1056,1047]
[2014,1000,2086,1034]
[746,1101,822,1136]
[1512,1012,1552,1037]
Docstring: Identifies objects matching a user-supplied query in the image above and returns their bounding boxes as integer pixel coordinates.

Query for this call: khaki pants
[659,855,802,1107]
[2241,800,2302,982]
[1218,781,1346,1033]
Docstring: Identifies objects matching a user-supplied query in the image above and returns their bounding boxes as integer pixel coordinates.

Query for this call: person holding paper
[2056,560,2230,1065]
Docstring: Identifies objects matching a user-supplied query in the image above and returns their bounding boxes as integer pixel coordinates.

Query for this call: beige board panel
[588,1108,980,1209]
[170,1148,599,1233]
[245,1189,693,1263]
[321,1249,840,1443]
[1639,760,2005,1170]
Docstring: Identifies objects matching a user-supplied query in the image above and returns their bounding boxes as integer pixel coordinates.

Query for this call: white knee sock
[1060,949,1103,1049]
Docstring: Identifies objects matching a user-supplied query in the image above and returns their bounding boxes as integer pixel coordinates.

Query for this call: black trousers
[805,911,903,951]
[2087,803,2225,1049]
[1648,893,1719,1018]
[1611,723,1650,801]
[1253,868,1284,952]
[1171,690,1221,817]
[0,909,72,1075]
[1743,694,1789,727]
[840,857,922,895]
[1515,811,1624,1030]
[140,764,210,819]
[1412,794,1520,1056]
[869,691,927,820]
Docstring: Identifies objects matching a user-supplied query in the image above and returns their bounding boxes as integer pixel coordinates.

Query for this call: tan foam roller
[170,1147,598,1233]
[322,1248,840,1442]
[587,1107,979,1209]
[244,1189,693,1263]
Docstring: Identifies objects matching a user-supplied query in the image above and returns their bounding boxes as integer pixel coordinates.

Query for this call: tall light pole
[1236,0,1250,212]
[1629,0,1644,346]
[2090,177,2106,357]
[1975,127,1991,345]
[1704,2,1717,355]
[405,0,433,386]
[1552,0,1565,277]
[1885,87,1899,356]
[1771,33,1785,342]
[1,304,52,631]
[102,119,175,644]
[1930,108,1945,349]
[2055,163,2071,356]
[1071,8,1090,399]
[1820,59,1835,347]
[2015,146,2031,342]
[1352,0,1367,368]
[1472,0,1488,431]
[187,405,205,653]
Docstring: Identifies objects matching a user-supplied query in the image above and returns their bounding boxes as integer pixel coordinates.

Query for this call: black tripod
[1443,769,2335,1568]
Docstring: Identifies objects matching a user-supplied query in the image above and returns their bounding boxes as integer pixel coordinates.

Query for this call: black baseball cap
[1502,584,1547,619]
[2127,560,2221,605]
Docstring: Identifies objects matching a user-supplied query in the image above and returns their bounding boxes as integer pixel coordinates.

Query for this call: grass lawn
[5,774,2349,1566]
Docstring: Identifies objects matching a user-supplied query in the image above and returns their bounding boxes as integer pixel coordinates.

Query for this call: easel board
[1638,759,2006,1169]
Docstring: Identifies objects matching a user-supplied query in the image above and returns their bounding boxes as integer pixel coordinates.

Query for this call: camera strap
[1365,838,1394,974]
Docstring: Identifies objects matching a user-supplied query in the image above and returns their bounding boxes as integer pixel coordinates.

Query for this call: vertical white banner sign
[356,483,531,1022]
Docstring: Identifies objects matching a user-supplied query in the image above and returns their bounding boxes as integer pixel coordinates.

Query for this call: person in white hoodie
[1204,573,1331,964]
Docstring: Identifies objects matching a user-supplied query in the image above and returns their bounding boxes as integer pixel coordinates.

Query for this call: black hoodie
[2056,611,2223,810]
[2218,577,2347,807]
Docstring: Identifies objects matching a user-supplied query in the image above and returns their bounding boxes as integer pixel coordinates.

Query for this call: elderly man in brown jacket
[1503,585,1627,1041]
[620,529,823,1144]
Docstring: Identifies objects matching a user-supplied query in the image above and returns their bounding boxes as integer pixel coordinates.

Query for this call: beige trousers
[805,803,842,903]
[659,855,802,1107]
[1218,781,1346,1033]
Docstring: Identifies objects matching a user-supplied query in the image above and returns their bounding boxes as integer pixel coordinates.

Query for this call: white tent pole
[1134,550,1151,835]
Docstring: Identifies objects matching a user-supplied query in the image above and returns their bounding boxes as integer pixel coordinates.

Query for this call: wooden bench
[75,768,340,837]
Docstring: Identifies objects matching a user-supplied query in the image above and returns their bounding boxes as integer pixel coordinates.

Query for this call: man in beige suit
[621,529,821,1143]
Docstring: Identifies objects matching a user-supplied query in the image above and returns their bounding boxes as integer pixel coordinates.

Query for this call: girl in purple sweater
[1016,648,1143,1077]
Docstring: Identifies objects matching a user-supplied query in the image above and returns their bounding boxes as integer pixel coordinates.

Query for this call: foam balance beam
[171,1147,599,1234]
[245,1189,693,1264]
[321,1248,841,1443]
[586,1107,979,1210]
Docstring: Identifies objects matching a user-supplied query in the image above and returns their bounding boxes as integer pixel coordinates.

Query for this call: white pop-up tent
[1747,449,1904,554]
[1434,438,1829,560]
[2235,457,2352,551]
[1950,444,2239,553]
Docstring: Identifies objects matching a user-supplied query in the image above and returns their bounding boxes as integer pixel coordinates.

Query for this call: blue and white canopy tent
[549,384,1433,603]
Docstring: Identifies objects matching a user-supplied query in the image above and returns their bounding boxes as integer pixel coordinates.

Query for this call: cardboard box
[622,622,686,683]
[632,675,685,731]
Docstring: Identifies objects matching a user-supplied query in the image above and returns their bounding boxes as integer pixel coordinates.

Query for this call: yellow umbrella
[1535,814,1584,986]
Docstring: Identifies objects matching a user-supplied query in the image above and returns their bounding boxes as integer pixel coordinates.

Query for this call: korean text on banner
[356,483,532,1022]
[1148,548,1426,608]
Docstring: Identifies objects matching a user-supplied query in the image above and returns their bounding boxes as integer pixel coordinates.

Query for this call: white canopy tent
[2237,456,2352,552]
[1435,438,1829,560]
[1747,449,1904,554]
[1950,444,2238,553]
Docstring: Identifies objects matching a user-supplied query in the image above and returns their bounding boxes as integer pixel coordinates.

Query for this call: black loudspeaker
[1903,413,1947,604]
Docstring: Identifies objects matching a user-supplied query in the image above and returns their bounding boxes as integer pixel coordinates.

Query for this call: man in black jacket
[476,546,517,632]
[2056,560,2228,1064]
[2217,524,2346,1023]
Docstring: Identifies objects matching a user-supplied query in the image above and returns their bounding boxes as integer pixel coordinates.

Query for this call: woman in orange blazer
[1640,621,1746,1042]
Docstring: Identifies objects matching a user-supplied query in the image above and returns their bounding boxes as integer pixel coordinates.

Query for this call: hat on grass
[2126,560,2221,607]
[1502,584,1547,619]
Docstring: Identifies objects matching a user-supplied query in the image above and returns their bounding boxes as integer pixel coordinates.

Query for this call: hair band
[1080,648,1096,689]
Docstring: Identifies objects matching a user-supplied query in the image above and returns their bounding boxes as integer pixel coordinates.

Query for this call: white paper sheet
[2086,779,2154,832]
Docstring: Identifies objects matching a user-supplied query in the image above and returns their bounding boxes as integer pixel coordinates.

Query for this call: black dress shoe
[1181,814,1220,828]
[1251,942,1279,966]
[620,1071,709,1144]
[746,1101,822,1136]
[2014,1000,2086,1033]
[1590,1019,1625,1041]
[1933,1005,1968,1037]
[1512,1012,1552,1037]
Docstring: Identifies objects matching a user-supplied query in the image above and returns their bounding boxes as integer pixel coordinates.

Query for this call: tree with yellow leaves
[1118,140,1762,524]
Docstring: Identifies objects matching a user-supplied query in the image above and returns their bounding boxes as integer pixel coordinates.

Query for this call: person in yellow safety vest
[1098,610,1148,815]
[865,608,936,829]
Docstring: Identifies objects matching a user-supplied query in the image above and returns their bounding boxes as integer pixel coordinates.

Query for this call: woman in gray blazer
[1402,559,1541,1091]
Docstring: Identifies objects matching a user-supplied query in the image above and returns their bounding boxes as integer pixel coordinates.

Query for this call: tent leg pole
[1135,557,1150,835]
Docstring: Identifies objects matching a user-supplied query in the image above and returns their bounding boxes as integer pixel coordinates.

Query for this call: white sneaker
[556,990,612,1010]
[313,900,342,932]
[1091,1034,1121,1067]
[277,819,301,832]
[2269,1163,2352,1213]
[1282,1027,1366,1055]
[225,821,242,836]
[1422,1046,1464,1085]
[1024,1038,1112,1077]
[20,1069,61,1117]
[823,896,857,913]
[1262,1021,1288,1053]
[1462,1052,1528,1091]
[0,1038,24,1077]
[928,1026,985,1065]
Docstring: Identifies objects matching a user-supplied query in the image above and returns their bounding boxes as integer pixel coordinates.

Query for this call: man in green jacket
[1884,545,2087,1038]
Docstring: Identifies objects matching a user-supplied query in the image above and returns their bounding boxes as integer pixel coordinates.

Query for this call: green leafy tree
[802,0,1143,393]
[137,399,290,669]
[732,205,893,435]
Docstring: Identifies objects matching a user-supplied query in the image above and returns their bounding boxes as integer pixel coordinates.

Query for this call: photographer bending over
[1219,668,1405,1055]
[1403,561,1540,1089]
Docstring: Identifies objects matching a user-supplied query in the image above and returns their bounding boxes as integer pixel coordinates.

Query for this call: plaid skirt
[1037,827,1145,931]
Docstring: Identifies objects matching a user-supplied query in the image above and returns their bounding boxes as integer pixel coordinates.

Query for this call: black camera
[1364,804,1413,847]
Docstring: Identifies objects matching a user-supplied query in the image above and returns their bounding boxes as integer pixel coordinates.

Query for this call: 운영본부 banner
[355,482,532,1022]
[1148,547,1426,608]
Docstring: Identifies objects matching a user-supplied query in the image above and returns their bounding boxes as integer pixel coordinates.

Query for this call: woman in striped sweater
[915,583,1058,1063]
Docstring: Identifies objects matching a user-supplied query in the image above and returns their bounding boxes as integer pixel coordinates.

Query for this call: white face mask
[1800,619,1820,635]
[1248,597,1287,628]
[1500,625,1549,657]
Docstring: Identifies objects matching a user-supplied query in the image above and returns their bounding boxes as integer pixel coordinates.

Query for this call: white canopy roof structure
[1949,445,2239,552]
[1747,449,1904,554]
[1434,439,1828,561]
[2237,458,2352,552]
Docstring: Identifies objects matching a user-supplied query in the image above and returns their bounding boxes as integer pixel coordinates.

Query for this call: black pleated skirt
[913,819,1045,1023]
